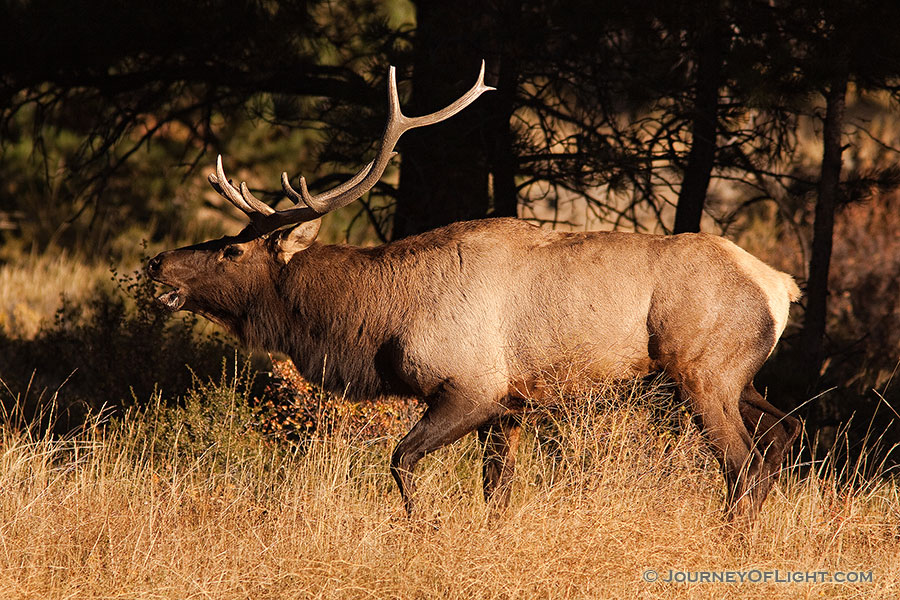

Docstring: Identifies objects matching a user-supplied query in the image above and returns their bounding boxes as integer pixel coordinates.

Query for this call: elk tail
[782,273,802,303]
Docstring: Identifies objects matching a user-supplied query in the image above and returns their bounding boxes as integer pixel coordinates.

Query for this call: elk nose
[147,255,162,277]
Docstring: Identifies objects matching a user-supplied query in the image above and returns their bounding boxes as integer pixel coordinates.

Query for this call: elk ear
[275,219,322,264]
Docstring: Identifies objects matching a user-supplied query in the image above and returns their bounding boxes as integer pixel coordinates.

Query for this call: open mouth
[157,288,186,311]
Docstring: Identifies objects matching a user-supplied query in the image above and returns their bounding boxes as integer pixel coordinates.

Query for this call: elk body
[148,63,801,520]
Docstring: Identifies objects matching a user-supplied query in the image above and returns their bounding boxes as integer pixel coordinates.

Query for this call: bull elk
[148,61,801,520]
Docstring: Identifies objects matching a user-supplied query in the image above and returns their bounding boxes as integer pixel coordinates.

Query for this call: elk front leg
[390,389,502,517]
[478,414,522,509]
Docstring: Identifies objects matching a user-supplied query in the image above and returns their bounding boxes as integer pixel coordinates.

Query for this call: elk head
[147,62,494,332]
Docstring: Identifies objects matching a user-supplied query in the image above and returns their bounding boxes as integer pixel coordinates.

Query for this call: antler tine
[216,60,493,234]
[280,172,308,206]
[210,155,275,216]
[238,182,275,215]
[281,158,379,208]
[208,156,250,214]
[280,60,494,217]
[399,60,495,129]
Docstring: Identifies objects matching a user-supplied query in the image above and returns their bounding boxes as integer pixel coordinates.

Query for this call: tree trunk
[484,1,521,219]
[802,63,849,389]
[673,15,724,234]
[485,64,518,219]
[393,1,520,239]
[392,2,491,239]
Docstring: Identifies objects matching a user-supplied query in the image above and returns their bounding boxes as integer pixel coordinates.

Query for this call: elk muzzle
[147,253,187,311]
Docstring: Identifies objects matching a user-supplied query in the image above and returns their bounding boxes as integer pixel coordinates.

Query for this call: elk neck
[238,241,415,399]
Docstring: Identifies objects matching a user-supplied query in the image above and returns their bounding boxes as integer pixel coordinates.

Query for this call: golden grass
[0,252,116,339]
[0,379,898,600]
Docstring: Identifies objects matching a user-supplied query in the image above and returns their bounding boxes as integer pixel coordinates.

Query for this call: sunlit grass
[0,370,897,599]
[0,252,116,339]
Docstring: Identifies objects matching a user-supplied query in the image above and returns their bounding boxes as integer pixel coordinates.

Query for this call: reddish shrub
[255,357,422,442]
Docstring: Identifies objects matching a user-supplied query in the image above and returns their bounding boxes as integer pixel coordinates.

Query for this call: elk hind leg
[478,413,522,509]
[683,378,764,520]
[739,384,801,508]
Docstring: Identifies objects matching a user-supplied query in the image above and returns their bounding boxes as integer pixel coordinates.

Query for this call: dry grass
[0,376,898,600]
[0,252,116,339]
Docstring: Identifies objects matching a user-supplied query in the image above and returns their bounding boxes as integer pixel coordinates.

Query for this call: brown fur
[148,217,801,519]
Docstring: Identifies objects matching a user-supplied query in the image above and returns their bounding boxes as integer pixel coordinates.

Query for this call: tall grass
[1,368,897,599]
[0,252,114,340]
[0,256,244,434]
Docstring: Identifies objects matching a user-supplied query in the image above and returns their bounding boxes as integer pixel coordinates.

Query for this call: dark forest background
[2,0,900,462]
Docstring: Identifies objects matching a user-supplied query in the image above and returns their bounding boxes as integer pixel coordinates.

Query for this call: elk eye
[223,245,244,260]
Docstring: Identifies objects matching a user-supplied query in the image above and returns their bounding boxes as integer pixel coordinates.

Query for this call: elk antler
[209,61,494,235]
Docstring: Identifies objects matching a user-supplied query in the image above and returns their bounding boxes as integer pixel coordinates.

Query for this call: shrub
[0,260,240,432]
[255,357,422,443]
[114,359,275,474]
